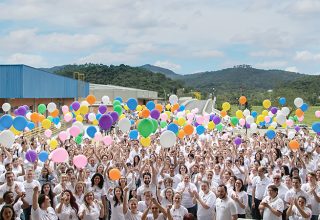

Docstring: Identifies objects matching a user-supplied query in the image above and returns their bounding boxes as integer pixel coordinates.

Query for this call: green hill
[140,64,181,79]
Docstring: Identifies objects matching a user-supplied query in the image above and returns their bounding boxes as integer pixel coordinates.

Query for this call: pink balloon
[264,116,271,123]
[222,133,229,140]
[73,155,88,169]
[187,119,193,124]
[64,113,72,122]
[239,118,246,126]
[286,119,294,127]
[94,132,103,141]
[160,113,168,121]
[187,113,194,120]
[315,111,320,118]
[203,113,210,121]
[103,136,113,145]
[298,115,304,122]
[61,105,69,114]
[51,148,68,163]
[196,116,204,125]
[70,126,80,137]
[58,131,68,142]
[44,129,52,138]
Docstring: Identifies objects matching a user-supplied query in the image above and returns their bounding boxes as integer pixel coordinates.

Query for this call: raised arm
[122,187,129,214]
[32,186,39,210]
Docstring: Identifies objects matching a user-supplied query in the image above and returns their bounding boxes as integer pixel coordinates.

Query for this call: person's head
[173,192,182,206]
[5,172,14,185]
[118,177,127,187]
[114,186,123,199]
[88,157,95,166]
[0,205,15,220]
[60,174,69,183]
[281,165,290,176]
[200,181,210,194]
[164,177,173,188]
[290,167,299,178]
[183,213,195,220]
[234,178,244,192]
[257,167,266,178]
[150,202,160,215]
[129,198,138,212]
[217,184,227,199]
[66,168,74,176]
[179,165,188,175]
[84,191,94,205]
[41,168,49,177]
[144,190,152,201]
[91,173,104,189]
[272,175,282,186]
[169,164,175,175]
[143,172,151,185]
[267,185,278,198]
[183,175,191,183]
[307,172,317,183]
[96,164,104,174]
[284,175,292,188]
[2,191,14,204]
[292,176,301,189]
[38,194,51,209]
[165,187,174,200]
[75,182,85,194]
[297,196,307,208]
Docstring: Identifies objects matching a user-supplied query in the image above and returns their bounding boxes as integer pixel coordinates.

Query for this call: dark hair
[183,213,195,220]
[62,190,79,213]
[254,152,262,161]
[41,182,54,207]
[2,191,13,202]
[38,194,46,207]
[133,155,140,167]
[281,165,290,176]
[233,178,245,192]
[179,165,188,174]
[0,205,15,220]
[290,167,300,177]
[218,184,227,192]
[292,176,301,184]
[113,186,123,207]
[298,196,306,204]
[268,185,279,194]
[142,172,151,179]
[91,173,104,189]
[274,148,282,160]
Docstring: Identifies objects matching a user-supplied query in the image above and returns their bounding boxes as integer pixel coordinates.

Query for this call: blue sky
[0,0,319,75]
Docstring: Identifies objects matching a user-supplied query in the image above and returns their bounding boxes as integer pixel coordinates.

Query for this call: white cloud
[4,53,47,67]
[254,61,288,69]
[77,50,137,65]
[249,49,284,57]
[288,0,320,14]
[294,50,320,61]
[193,50,224,58]
[154,61,181,71]
[285,66,299,72]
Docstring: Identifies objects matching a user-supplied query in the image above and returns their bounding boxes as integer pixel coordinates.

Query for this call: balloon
[146,101,155,111]
[151,119,158,133]
[51,148,68,163]
[141,109,150,118]
[87,113,95,122]
[137,119,153,137]
[150,109,160,120]
[44,129,52,138]
[38,151,49,162]
[288,131,296,139]
[286,119,294,127]
[61,105,69,114]
[140,136,151,147]
[295,126,300,132]
[64,113,73,122]
[129,130,139,140]
[99,114,113,130]
[246,115,254,124]
[118,118,131,133]
[207,121,215,130]
[178,130,185,139]
[0,115,13,129]
[222,102,231,111]
[294,98,303,108]
[98,105,107,114]
[75,135,82,145]
[17,106,27,116]
[38,104,46,114]
[58,131,68,142]
[86,95,96,105]
[2,103,11,112]
[234,137,242,145]
[27,122,35,130]
[279,97,286,105]
[110,112,119,122]
[220,110,227,117]
[47,102,56,113]
[196,116,204,125]
[109,168,121,180]
[167,123,179,134]
[86,126,97,138]
[70,126,81,137]
[250,123,257,131]
[114,105,122,116]
[266,130,276,139]
[289,140,299,151]
[270,107,278,114]
[41,119,51,130]
[183,124,194,135]
[295,109,304,117]
[25,150,37,163]
[239,118,246,126]
[0,130,15,148]
[126,98,138,110]
[160,121,167,128]
[76,115,83,122]
[73,155,88,169]
[263,99,271,109]
[276,114,286,125]
[216,123,223,132]
[113,100,121,107]
[160,130,176,148]
[136,105,142,111]
[13,116,28,131]
[312,122,320,133]
[177,117,186,126]
[49,139,58,150]
[102,96,110,104]
[179,105,185,111]
[300,103,308,112]
[79,105,89,115]
[315,111,320,118]
[196,125,205,135]
[155,104,163,112]
[239,96,247,105]
[213,116,221,125]
[169,95,178,105]
[230,117,239,126]
[236,110,243,119]
[281,107,290,116]
[103,136,113,145]
[71,102,80,111]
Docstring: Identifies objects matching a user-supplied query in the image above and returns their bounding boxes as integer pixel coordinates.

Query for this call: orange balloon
[183,124,194,135]
[86,95,96,105]
[171,103,180,112]
[178,130,185,139]
[239,96,247,105]
[141,109,150,118]
[30,112,40,123]
[109,168,121,180]
[155,104,163,112]
[295,109,304,118]
[38,114,45,122]
[289,140,299,150]
[221,110,227,117]
[173,120,179,125]
[50,109,59,118]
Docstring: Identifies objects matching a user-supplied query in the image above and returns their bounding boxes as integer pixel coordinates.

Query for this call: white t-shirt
[124,210,143,220]
[137,184,157,200]
[56,203,79,220]
[31,207,58,220]
[301,183,320,215]
[79,202,101,220]
[23,180,41,204]
[252,176,272,200]
[261,196,284,220]
[285,189,311,208]
[170,205,188,220]
[231,190,248,215]
[197,191,216,220]
[215,196,237,220]
[175,182,197,208]
[0,181,25,198]
[146,213,166,220]
[289,205,312,220]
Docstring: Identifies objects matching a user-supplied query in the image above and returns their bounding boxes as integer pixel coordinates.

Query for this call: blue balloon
[146,101,155,111]
[96,113,102,120]
[129,130,138,140]
[167,123,179,134]
[115,97,123,103]
[179,105,185,111]
[312,122,320,133]
[12,116,28,131]
[127,98,138,110]
[86,126,97,138]
[0,114,13,129]
[251,111,257,118]
[279,97,286,106]
[196,125,205,135]
[27,122,35,130]
[52,117,60,125]
[38,151,49,162]
[300,103,308,112]
[266,130,276,139]
[0,124,4,131]
[130,119,135,125]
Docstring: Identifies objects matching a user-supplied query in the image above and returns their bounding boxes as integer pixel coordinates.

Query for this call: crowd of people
[0,115,320,220]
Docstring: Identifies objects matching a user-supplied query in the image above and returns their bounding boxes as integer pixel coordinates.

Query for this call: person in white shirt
[170,192,188,220]
[231,178,248,218]
[78,191,104,220]
[286,196,312,220]
[192,180,216,220]
[0,190,29,220]
[175,175,197,217]
[301,172,320,220]
[285,176,311,210]
[55,190,79,220]
[264,174,288,202]
[215,184,237,220]
[141,197,171,220]
[0,171,25,203]
[123,187,143,220]
[31,186,57,220]
[259,185,284,220]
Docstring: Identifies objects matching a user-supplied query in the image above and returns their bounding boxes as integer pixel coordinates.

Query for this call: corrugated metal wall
[0,65,89,98]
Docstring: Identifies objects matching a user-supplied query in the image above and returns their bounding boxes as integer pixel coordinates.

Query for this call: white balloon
[81,101,89,106]
[54,122,62,129]
[160,130,176,148]
[271,122,278,128]
[118,118,131,133]
[281,107,290,116]
[294,98,303,108]
[73,121,84,133]
[246,115,254,124]
[47,102,56,113]
[88,113,96,122]
[0,130,15,149]
[169,95,178,105]
[2,103,11,112]
[288,131,296,139]
[250,123,257,131]
[243,109,250,117]
[26,112,32,120]
[102,96,110,104]
[276,114,286,125]
[268,111,274,117]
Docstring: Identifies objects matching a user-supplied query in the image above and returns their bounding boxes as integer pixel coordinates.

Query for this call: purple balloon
[295,126,300,132]
[245,123,251,129]
[85,113,89,120]
[71,101,80,111]
[14,109,19,115]
[213,116,221,125]
[99,114,113,130]
[18,106,27,116]
[194,122,199,127]
[234,137,242,145]
[72,118,76,123]
[25,150,37,163]
[317,132,320,136]
[98,105,107,114]
[110,112,119,122]
[23,105,29,111]
[150,109,160,119]
[270,107,278,114]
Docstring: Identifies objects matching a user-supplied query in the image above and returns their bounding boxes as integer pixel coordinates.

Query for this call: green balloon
[38,104,46,114]
[151,119,158,133]
[113,100,121,107]
[293,116,298,122]
[138,119,153,138]
[216,123,223,132]
[47,116,53,122]
[114,105,123,115]
[75,135,82,144]
[231,117,239,126]
[160,121,167,128]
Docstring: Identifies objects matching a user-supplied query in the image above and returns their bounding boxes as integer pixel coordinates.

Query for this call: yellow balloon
[136,105,142,111]
[165,111,171,118]
[282,123,287,128]
[124,105,129,111]
[207,121,215,130]
[166,104,171,110]
[119,114,126,120]
[186,110,190,114]
[10,126,21,135]
[76,115,83,122]
[257,115,264,122]
[92,119,99,125]
[42,119,51,129]
[222,102,231,111]
[140,137,151,147]
[50,139,58,150]
[268,126,275,130]
[178,117,186,126]
[79,105,89,115]
[236,110,243,119]
[74,110,80,116]
[263,99,271,109]
[262,110,268,116]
